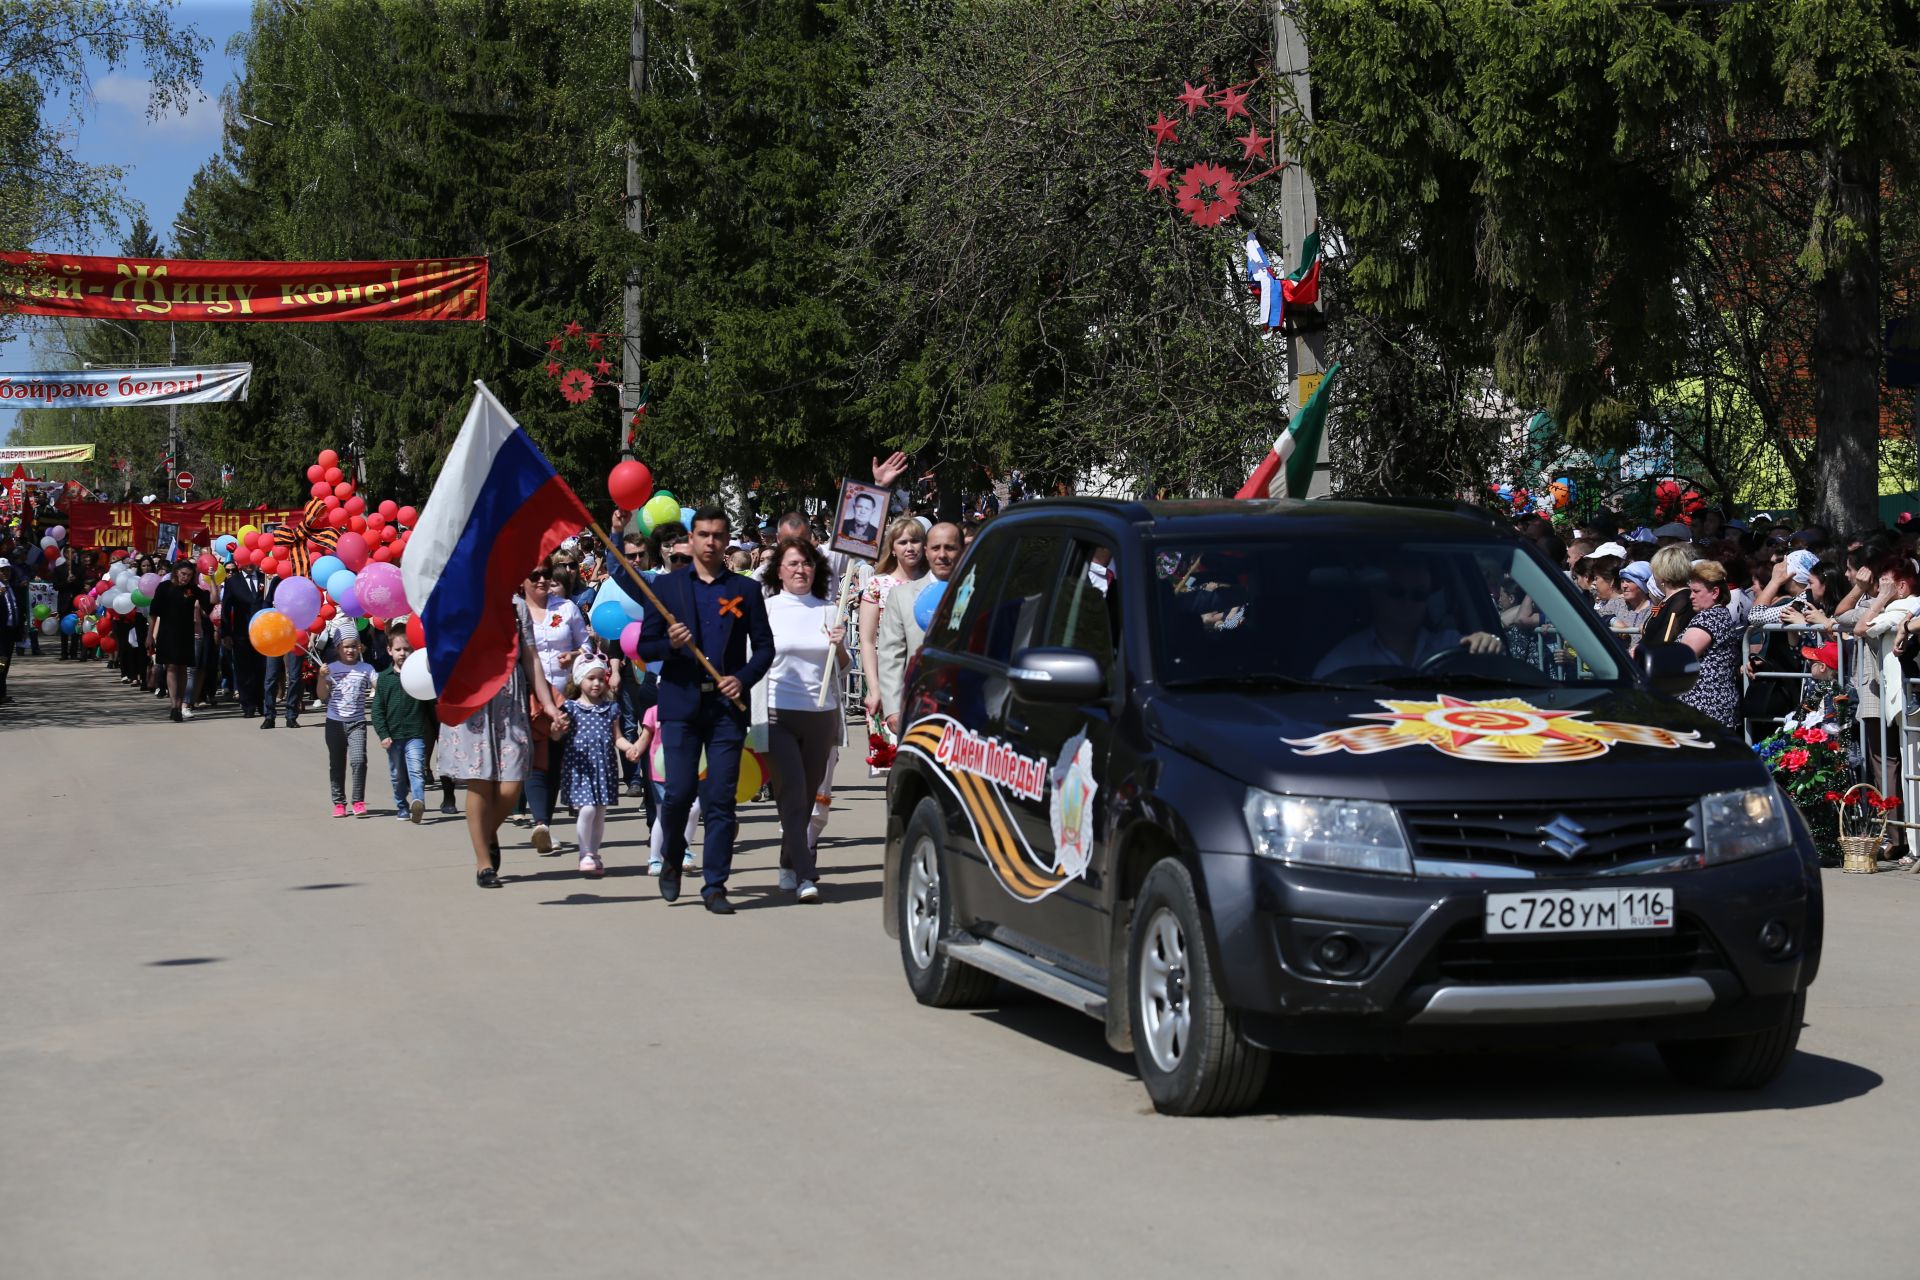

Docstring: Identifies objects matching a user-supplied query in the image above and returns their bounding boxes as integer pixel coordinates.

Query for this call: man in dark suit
[838,492,880,545]
[636,505,775,914]
[221,561,273,720]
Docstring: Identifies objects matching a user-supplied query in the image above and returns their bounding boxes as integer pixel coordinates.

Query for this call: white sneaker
[180,707,194,720]
[796,880,819,903]
[778,869,797,892]
[682,853,698,872]
[531,823,552,854]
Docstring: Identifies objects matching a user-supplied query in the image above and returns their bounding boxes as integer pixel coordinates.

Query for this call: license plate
[1484,888,1673,935]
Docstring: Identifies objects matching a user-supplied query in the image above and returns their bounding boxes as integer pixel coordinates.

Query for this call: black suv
[883,498,1821,1115]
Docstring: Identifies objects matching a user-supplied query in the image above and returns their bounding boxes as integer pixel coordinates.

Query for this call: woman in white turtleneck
[762,537,848,903]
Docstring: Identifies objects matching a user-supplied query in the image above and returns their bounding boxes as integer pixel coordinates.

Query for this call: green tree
[0,0,205,325]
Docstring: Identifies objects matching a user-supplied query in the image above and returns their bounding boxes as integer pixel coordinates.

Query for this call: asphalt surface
[2,656,1914,1279]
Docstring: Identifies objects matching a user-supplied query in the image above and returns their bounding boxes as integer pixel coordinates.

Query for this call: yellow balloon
[735,749,765,804]
[235,523,259,540]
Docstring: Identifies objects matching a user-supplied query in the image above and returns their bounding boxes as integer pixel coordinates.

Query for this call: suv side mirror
[1009,647,1106,703]
[1639,642,1699,697]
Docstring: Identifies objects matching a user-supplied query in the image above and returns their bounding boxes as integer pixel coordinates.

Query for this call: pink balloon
[334,531,369,570]
[619,620,643,660]
[355,561,411,617]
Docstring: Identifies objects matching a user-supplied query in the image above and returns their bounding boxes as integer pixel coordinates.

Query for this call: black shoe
[487,840,501,873]
[260,717,275,729]
[284,718,300,729]
[476,867,500,888]
[439,800,458,815]
[658,866,682,903]
[169,707,182,723]
[703,890,736,915]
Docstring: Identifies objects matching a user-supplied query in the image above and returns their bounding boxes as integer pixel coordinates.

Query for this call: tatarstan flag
[1281,229,1321,306]
[1235,361,1342,500]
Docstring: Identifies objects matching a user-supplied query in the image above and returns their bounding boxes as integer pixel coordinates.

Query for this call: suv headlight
[1242,789,1413,875]
[1700,785,1792,865]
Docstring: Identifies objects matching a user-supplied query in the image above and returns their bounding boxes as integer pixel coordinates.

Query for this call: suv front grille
[1400,797,1695,874]
[1426,916,1723,984]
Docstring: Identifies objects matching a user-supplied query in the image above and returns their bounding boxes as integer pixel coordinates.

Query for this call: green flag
[1282,361,1342,499]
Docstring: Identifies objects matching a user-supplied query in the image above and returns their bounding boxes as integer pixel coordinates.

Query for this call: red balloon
[98,634,116,654]
[319,602,337,620]
[405,615,425,650]
[274,558,295,578]
[348,515,367,533]
[344,495,365,516]
[81,632,100,649]
[380,525,397,543]
[310,481,330,499]
[378,500,398,521]
[371,546,392,563]
[335,532,369,570]
[308,619,326,634]
[397,505,417,526]
[322,494,340,511]
[324,466,343,484]
[608,459,655,510]
[306,464,324,482]
[317,448,339,468]
[332,481,354,500]
[364,513,385,531]
[326,507,350,528]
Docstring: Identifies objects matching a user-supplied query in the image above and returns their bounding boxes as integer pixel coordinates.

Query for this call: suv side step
[943,937,1108,1019]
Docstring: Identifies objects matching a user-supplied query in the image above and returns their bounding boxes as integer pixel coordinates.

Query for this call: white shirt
[765,590,841,709]
[522,594,588,692]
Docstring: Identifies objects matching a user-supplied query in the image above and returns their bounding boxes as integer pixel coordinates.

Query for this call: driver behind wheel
[1312,560,1501,677]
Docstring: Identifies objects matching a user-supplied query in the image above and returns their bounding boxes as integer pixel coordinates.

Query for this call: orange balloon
[248,609,299,658]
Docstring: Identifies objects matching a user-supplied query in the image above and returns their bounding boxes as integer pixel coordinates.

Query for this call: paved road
[2,656,1914,1279]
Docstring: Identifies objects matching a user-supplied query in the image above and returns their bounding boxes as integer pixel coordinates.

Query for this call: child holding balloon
[317,632,377,817]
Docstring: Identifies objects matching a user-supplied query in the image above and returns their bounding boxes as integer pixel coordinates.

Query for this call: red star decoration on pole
[564,320,584,337]
[545,336,564,353]
[1147,112,1179,146]
[1140,156,1174,192]
[594,359,613,376]
[1237,127,1273,162]
[586,333,604,352]
[1176,81,1211,116]
[545,361,562,378]
[1174,162,1240,228]
[1214,84,1251,120]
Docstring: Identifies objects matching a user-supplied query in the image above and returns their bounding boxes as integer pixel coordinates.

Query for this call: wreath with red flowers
[539,320,625,408]
[1138,77,1284,228]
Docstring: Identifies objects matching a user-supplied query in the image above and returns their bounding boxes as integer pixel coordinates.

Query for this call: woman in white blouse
[519,559,589,854]
[763,537,848,903]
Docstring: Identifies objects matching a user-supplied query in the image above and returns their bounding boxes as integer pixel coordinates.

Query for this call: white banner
[0,363,252,408]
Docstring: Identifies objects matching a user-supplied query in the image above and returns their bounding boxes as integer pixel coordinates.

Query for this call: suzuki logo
[1536,815,1591,861]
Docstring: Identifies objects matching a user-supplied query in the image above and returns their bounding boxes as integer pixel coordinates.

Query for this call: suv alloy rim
[1139,907,1191,1072]
[906,837,940,970]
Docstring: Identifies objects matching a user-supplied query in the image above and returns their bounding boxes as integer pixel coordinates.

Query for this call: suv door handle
[1005,713,1030,736]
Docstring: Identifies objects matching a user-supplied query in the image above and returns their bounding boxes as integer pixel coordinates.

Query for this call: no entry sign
[175,471,194,492]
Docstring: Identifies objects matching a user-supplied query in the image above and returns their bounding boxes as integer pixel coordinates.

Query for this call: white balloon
[398,648,437,700]
[40,617,58,635]
[110,592,135,615]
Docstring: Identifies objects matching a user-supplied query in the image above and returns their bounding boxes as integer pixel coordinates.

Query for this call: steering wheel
[1417,643,1480,674]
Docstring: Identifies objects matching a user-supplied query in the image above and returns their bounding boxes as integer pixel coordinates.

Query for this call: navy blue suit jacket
[636,567,774,721]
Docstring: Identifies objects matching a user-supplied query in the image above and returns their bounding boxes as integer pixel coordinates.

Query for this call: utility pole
[167,321,179,496]
[1274,4,1329,497]
[620,0,646,461]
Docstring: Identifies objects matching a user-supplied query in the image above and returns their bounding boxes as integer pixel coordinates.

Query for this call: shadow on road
[147,957,224,967]
[969,990,1879,1118]
[290,883,361,891]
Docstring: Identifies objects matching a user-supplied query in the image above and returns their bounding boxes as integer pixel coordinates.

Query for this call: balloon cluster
[1654,479,1705,524]
[221,446,422,658]
[32,525,73,639]
[1549,476,1576,511]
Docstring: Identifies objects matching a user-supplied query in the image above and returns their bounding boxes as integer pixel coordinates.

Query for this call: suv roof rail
[1336,496,1506,527]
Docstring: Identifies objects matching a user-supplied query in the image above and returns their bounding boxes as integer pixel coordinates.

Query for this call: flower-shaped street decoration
[1139,76,1283,229]
[1175,162,1240,229]
[538,320,631,408]
[559,369,595,405]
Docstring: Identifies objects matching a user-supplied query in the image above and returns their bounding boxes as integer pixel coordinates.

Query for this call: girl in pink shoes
[560,655,641,878]
[317,632,377,817]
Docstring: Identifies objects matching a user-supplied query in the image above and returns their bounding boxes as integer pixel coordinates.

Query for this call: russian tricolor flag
[402,382,591,725]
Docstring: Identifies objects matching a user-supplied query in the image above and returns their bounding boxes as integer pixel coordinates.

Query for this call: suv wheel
[1657,990,1805,1090]
[1129,859,1270,1115]
[898,799,995,1007]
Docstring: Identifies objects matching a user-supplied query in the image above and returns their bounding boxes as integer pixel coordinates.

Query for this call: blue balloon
[334,583,365,618]
[326,568,358,601]
[589,599,630,640]
[913,579,947,631]
[311,554,345,585]
[679,505,696,529]
[60,613,78,635]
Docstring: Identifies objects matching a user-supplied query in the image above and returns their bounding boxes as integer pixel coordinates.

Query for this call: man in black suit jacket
[635,505,774,914]
[221,561,273,719]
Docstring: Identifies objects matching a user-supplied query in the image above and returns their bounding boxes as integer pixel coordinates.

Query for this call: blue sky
[0,1,252,431]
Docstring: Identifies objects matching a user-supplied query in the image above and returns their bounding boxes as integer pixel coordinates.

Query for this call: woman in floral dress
[1678,561,1742,730]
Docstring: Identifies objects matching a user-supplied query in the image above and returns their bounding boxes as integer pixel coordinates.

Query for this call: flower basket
[1831,783,1899,874]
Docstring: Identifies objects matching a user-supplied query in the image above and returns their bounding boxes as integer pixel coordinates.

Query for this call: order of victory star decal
[1284,695,1711,764]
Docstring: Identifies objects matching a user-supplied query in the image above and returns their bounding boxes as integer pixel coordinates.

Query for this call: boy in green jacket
[372,632,435,823]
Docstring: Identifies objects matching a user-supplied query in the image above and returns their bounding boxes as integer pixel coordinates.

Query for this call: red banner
[0,253,487,323]
[63,501,309,553]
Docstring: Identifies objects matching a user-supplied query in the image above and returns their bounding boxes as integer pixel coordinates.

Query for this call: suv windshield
[1151,536,1627,690]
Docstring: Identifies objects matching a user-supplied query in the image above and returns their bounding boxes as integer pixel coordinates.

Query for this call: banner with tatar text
[0,364,252,408]
[0,253,487,323]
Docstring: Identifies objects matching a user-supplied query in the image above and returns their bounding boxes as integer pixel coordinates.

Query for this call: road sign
[175,471,194,492]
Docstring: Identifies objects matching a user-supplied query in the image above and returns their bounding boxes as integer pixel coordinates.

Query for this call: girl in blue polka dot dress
[560,654,640,878]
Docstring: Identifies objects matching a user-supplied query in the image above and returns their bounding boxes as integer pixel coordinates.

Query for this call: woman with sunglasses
[520,556,589,855]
